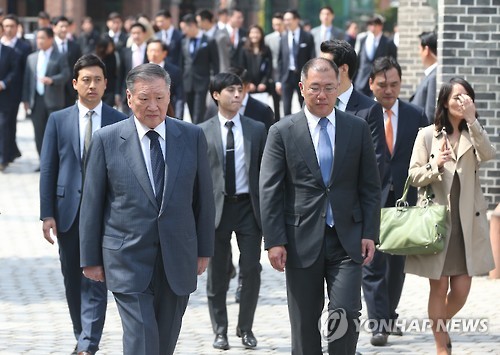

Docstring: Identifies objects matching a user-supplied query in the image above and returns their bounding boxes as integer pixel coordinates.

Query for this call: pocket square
[201,42,208,47]
[299,43,307,48]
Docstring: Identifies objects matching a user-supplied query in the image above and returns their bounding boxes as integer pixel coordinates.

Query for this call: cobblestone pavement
[0,116,499,355]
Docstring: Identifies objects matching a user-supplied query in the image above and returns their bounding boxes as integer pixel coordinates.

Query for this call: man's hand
[83,266,105,282]
[197,257,210,275]
[361,239,375,265]
[42,218,58,244]
[40,76,53,85]
[275,82,282,96]
[268,246,287,272]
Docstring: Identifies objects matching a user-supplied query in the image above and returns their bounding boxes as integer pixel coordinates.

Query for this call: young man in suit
[80,63,215,355]
[320,39,387,187]
[260,58,381,355]
[276,9,315,116]
[40,54,126,355]
[23,27,70,158]
[52,16,83,107]
[353,14,397,97]
[310,6,344,56]
[264,12,284,121]
[180,14,219,124]
[363,56,428,347]
[226,8,247,68]
[196,9,231,73]
[106,12,128,51]
[199,72,267,350]
[154,9,183,67]
[410,31,437,124]
[147,39,184,119]
[1,14,32,165]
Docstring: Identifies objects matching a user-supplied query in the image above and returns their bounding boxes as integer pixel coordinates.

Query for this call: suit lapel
[119,117,157,208]
[69,105,81,163]
[290,112,324,186]
[331,110,352,184]
[160,118,186,214]
[456,129,473,161]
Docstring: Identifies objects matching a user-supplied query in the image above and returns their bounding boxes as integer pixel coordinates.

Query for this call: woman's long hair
[434,77,477,134]
[244,25,266,53]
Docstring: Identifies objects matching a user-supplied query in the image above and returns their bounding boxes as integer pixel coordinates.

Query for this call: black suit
[199,114,266,336]
[54,40,83,107]
[410,66,437,124]
[162,61,185,119]
[106,31,128,51]
[362,100,428,334]
[354,35,397,96]
[229,28,248,68]
[156,29,183,68]
[278,28,315,115]
[119,45,148,113]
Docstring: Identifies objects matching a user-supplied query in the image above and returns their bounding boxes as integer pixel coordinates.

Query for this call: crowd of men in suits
[0,5,442,355]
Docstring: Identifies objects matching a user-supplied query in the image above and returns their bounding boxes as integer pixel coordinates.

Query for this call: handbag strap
[397,176,435,207]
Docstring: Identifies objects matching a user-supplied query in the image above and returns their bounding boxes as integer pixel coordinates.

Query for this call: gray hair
[300,57,339,82]
[126,63,171,93]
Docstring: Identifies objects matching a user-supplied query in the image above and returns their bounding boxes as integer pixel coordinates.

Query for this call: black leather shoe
[213,334,230,350]
[390,325,403,336]
[370,333,388,346]
[236,328,257,349]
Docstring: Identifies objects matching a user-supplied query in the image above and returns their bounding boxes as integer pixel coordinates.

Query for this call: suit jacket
[239,46,273,90]
[278,28,315,84]
[181,35,219,93]
[54,40,83,106]
[155,28,183,67]
[0,44,19,109]
[22,49,71,110]
[119,46,148,98]
[384,100,428,206]
[345,89,386,184]
[264,31,282,82]
[105,32,128,51]
[229,28,248,67]
[211,26,231,73]
[199,115,267,229]
[354,35,397,96]
[39,103,126,232]
[311,25,344,58]
[162,61,185,117]
[259,109,381,268]
[79,117,215,295]
[406,121,496,279]
[410,66,437,124]
[11,39,32,103]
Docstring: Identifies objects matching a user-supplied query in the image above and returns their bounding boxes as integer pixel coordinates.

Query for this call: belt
[224,193,250,203]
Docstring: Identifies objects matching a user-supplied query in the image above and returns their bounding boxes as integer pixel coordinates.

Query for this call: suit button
[78,189,81,193]
[476,212,480,216]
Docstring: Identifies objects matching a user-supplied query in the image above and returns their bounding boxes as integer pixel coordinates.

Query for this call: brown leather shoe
[78,352,92,355]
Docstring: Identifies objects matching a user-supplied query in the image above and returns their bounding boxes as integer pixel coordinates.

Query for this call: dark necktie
[225,121,236,196]
[190,38,197,58]
[292,33,298,58]
[318,117,334,226]
[82,110,94,163]
[146,130,165,208]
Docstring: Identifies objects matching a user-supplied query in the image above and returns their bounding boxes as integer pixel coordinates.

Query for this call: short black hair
[272,12,283,20]
[52,15,69,26]
[197,9,214,22]
[370,56,402,81]
[37,27,54,38]
[320,40,357,80]
[319,6,334,14]
[107,12,122,21]
[73,54,107,80]
[301,57,339,81]
[209,73,242,105]
[38,11,50,20]
[226,66,250,84]
[217,8,228,16]
[419,31,437,56]
[284,9,301,20]
[367,14,384,26]
[129,22,146,33]
[155,9,172,18]
[2,14,20,25]
[147,38,168,52]
[182,14,197,25]
[229,8,243,17]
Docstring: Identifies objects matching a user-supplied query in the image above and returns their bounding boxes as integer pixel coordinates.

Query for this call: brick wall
[438,0,500,209]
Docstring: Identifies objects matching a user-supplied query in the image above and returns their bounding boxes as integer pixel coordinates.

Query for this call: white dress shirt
[36,47,52,95]
[304,106,336,165]
[238,93,249,116]
[287,28,301,71]
[425,62,438,76]
[336,84,354,112]
[365,32,382,60]
[131,42,146,69]
[54,36,67,53]
[134,118,166,194]
[78,101,103,157]
[218,113,249,194]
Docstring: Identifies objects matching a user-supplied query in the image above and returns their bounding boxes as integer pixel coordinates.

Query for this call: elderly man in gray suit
[23,27,70,157]
[260,58,381,355]
[79,64,215,355]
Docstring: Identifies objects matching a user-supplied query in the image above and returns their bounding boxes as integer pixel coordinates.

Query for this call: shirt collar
[131,42,146,52]
[338,84,354,107]
[304,106,336,128]
[218,112,241,127]
[134,117,166,142]
[425,62,438,76]
[77,100,103,120]
[54,37,65,46]
[41,46,53,57]
[384,99,399,117]
[1,36,17,47]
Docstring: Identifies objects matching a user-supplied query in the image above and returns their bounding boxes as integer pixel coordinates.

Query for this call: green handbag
[377,177,448,255]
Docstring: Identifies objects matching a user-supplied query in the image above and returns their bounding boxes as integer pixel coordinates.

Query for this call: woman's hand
[437,139,452,170]
[457,93,476,124]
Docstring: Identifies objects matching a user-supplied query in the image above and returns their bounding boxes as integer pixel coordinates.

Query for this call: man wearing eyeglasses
[260,57,381,354]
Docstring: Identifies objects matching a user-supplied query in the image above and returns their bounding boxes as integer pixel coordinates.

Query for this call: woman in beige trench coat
[406,78,496,355]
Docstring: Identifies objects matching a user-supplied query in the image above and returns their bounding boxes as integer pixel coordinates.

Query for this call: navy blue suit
[39,103,126,352]
[163,61,185,119]
[362,100,428,335]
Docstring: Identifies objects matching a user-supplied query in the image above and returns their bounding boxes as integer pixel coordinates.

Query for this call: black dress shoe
[370,332,388,346]
[213,334,230,350]
[236,328,257,349]
[389,325,403,336]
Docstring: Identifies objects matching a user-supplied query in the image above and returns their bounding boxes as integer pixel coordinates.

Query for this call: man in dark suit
[276,9,315,116]
[52,16,83,107]
[80,64,215,355]
[260,58,380,355]
[264,12,284,121]
[154,9,183,67]
[105,12,128,51]
[364,57,428,347]
[1,14,32,165]
[40,54,126,355]
[118,22,148,115]
[353,15,397,97]
[226,8,247,68]
[0,37,19,171]
[196,9,231,73]
[320,39,387,186]
[180,14,219,124]
[77,17,100,55]
[147,39,184,119]
[410,31,437,124]
[200,73,266,350]
[23,27,70,157]
[311,6,344,56]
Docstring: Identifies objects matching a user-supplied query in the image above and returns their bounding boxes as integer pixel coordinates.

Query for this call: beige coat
[405,120,496,280]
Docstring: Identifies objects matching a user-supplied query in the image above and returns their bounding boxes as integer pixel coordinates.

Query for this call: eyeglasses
[306,85,338,95]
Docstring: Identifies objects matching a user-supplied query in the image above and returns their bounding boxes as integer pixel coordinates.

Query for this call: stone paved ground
[0,115,499,354]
